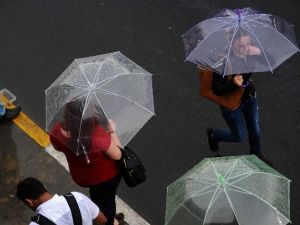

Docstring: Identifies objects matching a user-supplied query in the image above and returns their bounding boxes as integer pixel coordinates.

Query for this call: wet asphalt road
[1,0,300,224]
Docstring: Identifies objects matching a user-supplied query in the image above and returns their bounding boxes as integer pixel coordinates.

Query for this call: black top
[212,72,256,103]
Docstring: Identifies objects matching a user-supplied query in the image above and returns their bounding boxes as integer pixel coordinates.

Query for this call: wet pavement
[1,0,300,224]
[0,123,87,225]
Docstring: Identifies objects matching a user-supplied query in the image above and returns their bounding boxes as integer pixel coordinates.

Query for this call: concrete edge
[45,145,150,225]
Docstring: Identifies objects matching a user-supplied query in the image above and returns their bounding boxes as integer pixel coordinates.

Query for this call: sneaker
[0,106,21,123]
[206,128,219,152]
[115,213,129,225]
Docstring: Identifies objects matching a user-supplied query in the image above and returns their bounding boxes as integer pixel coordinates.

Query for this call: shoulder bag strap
[63,193,82,225]
[31,214,56,225]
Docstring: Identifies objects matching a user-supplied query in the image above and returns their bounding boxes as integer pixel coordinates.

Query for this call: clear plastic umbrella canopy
[45,51,155,155]
[165,155,291,225]
[182,7,299,76]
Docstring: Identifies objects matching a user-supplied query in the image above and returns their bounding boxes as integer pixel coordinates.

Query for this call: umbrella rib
[169,187,217,224]
[222,185,243,225]
[193,177,219,183]
[224,158,240,179]
[95,72,151,87]
[227,172,289,185]
[94,89,155,147]
[242,22,274,72]
[93,91,153,147]
[215,23,238,32]
[225,184,291,224]
[183,16,236,39]
[202,184,221,225]
[92,52,116,85]
[225,183,291,222]
[205,187,223,210]
[226,172,253,182]
[75,60,92,87]
[65,84,90,90]
[245,171,289,180]
[211,17,235,23]
[241,14,268,26]
[76,91,94,155]
[66,90,88,102]
[181,205,203,222]
[228,182,285,206]
[186,177,218,185]
[188,182,219,199]
[75,88,96,155]
[185,18,237,61]
[248,18,300,51]
[81,90,94,116]
[225,186,251,195]
[94,89,155,115]
[93,92,111,130]
[227,173,254,186]
[207,14,237,21]
[92,62,104,86]
[210,161,220,178]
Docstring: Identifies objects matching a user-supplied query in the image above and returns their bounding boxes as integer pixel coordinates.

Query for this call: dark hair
[16,177,47,201]
[62,100,108,154]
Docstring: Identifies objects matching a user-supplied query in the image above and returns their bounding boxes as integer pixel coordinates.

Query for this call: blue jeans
[212,97,261,155]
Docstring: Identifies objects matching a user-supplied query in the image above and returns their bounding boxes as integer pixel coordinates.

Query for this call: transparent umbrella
[45,51,155,155]
[165,155,291,225]
[182,7,299,76]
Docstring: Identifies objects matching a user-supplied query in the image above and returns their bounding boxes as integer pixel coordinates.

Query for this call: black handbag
[120,146,146,187]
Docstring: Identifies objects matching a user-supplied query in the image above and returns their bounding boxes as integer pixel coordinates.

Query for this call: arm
[105,142,122,160]
[248,46,275,67]
[93,212,107,225]
[107,119,122,147]
[212,73,239,95]
[104,119,122,160]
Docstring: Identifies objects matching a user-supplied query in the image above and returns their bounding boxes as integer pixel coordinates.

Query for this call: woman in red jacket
[50,100,122,225]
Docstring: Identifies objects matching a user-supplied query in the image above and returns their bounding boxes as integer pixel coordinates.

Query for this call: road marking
[0,96,50,147]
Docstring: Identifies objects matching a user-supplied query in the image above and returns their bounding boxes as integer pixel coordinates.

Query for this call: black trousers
[89,174,122,225]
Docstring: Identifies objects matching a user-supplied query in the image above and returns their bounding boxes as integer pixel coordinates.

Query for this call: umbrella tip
[218,174,225,185]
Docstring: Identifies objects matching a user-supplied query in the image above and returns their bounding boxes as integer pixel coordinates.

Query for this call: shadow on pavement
[0,123,87,225]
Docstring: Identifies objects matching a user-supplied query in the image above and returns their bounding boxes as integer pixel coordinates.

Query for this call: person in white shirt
[16,177,107,225]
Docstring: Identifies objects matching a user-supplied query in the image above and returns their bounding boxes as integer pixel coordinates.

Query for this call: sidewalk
[0,122,150,225]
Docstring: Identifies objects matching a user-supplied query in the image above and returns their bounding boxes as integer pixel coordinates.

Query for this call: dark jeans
[212,97,261,155]
[89,174,122,225]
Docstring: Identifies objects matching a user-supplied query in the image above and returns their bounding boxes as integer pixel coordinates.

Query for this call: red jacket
[50,123,120,186]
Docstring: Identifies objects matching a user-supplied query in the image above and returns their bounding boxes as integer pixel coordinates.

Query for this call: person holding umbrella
[182,7,299,159]
[49,100,123,225]
[204,29,265,158]
[46,52,155,225]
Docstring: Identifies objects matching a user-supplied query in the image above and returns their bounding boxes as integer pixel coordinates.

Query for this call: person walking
[16,177,107,225]
[202,31,266,158]
[49,100,123,225]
